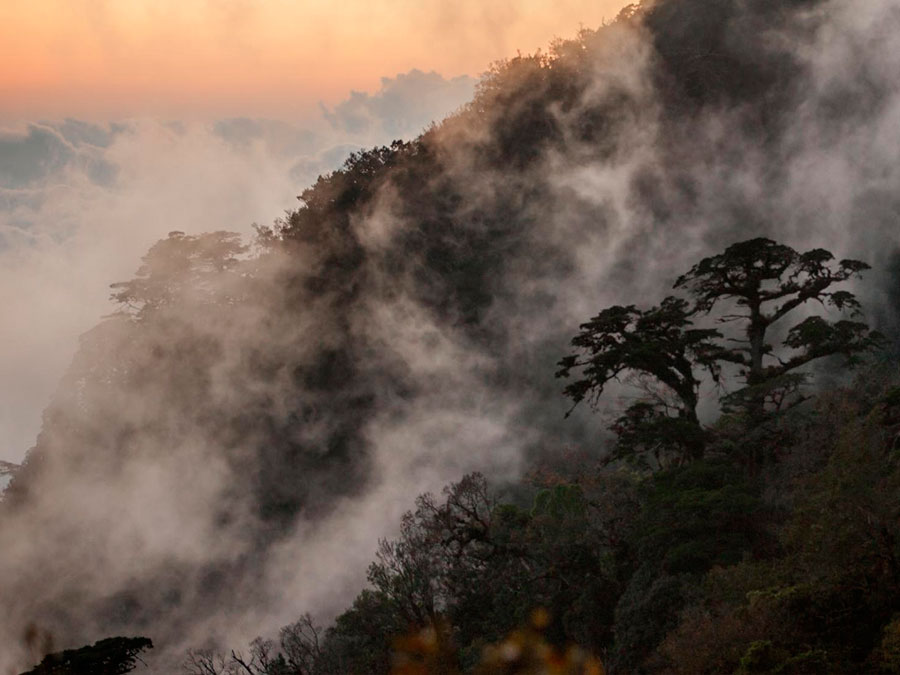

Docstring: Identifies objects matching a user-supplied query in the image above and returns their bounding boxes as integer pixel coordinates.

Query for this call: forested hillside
[4,0,900,672]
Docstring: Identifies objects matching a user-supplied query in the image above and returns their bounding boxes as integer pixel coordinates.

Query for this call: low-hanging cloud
[0,68,476,465]
[322,70,476,138]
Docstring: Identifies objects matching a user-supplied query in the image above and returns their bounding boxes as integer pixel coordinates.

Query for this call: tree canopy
[557,238,881,467]
[674,237,882,418]
[21,637,152,675]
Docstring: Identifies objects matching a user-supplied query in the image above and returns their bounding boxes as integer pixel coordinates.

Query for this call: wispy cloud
[0,70,476,464]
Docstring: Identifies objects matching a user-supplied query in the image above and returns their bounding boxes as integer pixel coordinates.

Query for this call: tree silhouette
[20,637,152,675]
[559,239,882,468]
[674,238,882,420]
[557,296,723,464]
[109,230,247,318]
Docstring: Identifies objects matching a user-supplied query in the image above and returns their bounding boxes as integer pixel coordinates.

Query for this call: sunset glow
[1,0,628,120]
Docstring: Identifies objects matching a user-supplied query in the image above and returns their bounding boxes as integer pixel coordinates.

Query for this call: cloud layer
[0,70,476,464]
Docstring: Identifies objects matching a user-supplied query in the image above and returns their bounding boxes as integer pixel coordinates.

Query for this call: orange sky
[0,0,628,121]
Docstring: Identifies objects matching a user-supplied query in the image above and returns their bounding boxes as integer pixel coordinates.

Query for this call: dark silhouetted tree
[557,296,723,464]
[560,239,881,469]
[21,637,152,675]
[674,238,882,422]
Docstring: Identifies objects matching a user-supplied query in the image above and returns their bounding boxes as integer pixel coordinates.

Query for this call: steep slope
[3,0,900,669]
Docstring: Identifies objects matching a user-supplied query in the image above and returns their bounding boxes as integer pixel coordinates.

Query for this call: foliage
[559,238,880,470]
[659,386,900,674]
[557,297,722,464]
[21,637,152,675]
[609,460,769,671]
[607,402,708,470]
[674,237,882,420]
[557,298,722,415]
[204,368,900,674]
[109,231,248,318]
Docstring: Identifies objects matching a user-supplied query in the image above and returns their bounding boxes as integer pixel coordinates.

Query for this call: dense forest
[4,0,900,672]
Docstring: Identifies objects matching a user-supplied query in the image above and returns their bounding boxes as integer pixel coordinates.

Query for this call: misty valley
[5,0,900,673]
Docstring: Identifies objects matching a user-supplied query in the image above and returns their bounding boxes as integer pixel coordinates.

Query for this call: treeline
[190,239,899,674]
[23,354,900,674]
[197,396,900,674]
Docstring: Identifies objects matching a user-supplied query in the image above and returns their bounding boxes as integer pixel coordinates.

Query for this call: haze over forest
[3,0,900,673]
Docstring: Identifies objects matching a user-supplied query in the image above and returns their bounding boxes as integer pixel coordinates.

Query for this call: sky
[1,0,629,121]
[0,1,628,464]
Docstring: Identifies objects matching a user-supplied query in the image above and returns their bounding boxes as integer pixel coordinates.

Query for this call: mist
[2,0,900,671]
[0,69,476,466]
